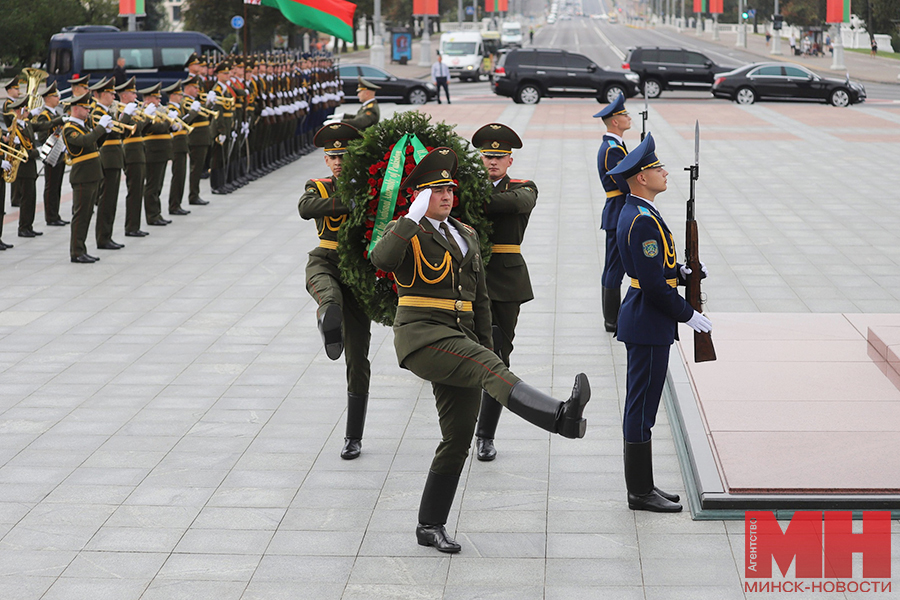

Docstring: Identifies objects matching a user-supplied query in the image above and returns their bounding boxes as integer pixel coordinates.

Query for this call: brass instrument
[113,101,148,123]
[153,111,194,134]
[200,91,235,110]
[22,68,49,113]
[91,113,136,134]
[0,140,28,183]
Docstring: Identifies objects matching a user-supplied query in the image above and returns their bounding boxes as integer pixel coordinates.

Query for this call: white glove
[679,262,709,279]
[217,134,226,144]
[167,110,178,120]
[405,188,431,223]
[12,135,20,145]
[1,160,10,172]
[123,102,137,116]
[30,107,42,116]
[171,122,182,132]
[206,91,217,104]
[241,122,249,135]
[190,101,201,112]
[144,103,157,117]
[231,130,237,139]
[686,310,712,333]
[98,114,114,130]
[261,93,268,100]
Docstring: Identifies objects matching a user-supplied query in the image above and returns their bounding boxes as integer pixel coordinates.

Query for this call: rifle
[684,120,716,363]
[640,93,648,142]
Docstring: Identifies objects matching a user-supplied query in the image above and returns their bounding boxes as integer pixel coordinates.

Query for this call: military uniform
[181,76,210,206]
[162,80,192,215]
[7,98,42,237]
[370,147,590,554]
[341,77,380,131]
[139,84,173,227]
[209,64,235,194]
[90,78,125,249]
[117,78,150,237]
[33,83,67,227]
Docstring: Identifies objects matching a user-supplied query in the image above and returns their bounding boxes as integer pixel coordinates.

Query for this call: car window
[338,65,359,78]
[684,52,708,66]
[83,48,114,70]
[658,49,684,64]
[638,49,658,63]
[160,47,193,69]
[752,65,784,76]
[120,48,153,69]
[536,52,564,68]
[565,53,593,69]
[783,66,810,78]
[49,48,72,75]
[442,42,477,56]
[359,66,389,80]
[497,52,512,67]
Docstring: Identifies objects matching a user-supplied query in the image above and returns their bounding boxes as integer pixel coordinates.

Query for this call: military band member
[595,94,631,334]
[370,147,591,554]
[163,80,192,216]
[8,97,42,237]
[139,83,173,227]
[67,74,91,100]
[340,77,379,131]
[90,77,125,249]
[298,123,373,460]
[4,78,23,209]
[117,77,150,237]
[63,91,112,263]
[608,133,712,513]
[34,83,68,227]
[209,61,235,194]
[1,77,22,243]
[469,123,538,462]
[182,76,210,206]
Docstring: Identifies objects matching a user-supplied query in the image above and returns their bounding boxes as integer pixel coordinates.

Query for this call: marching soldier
[298,123,373,460]
[370,147,591,554]
[470,123,538,462]
[139,83,174,227]
[117,77,150,238]
[33,83,68,227]
[8,97,42,238]
[90,77,126,250]
[182,76,210,206]
[595,94,632,334]
[162,80,192,216]
[340,77,379,131]
[608,133,711,513]
[62,91,113,263]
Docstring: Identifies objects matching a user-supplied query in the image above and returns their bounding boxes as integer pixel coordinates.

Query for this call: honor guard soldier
[8,97,42,238]
[469,123,538,462]
[34,83,68,227]
[181,76,210,206]
[608,133,712,513]
[209,61,235,194]
[340,77,380,131]
[162,80,192,216]
[117,77,150,237]
[139,83,173,227]
[184,53,202,78]
[63,91,113,263]
[595,94,631,334]
[90,77,125,250]
[298,123,373,460]
[370,147,591,554]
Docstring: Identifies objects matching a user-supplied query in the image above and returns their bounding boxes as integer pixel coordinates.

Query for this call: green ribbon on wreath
[368,133,429,253]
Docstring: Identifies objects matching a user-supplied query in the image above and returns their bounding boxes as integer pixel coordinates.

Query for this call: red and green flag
[693,0,722,13]
[119,0,145,15]
[485,0,509,12]
[827,0,850,23]
[260,0,356,42]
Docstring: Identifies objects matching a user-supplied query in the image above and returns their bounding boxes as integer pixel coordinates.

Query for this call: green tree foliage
[781,0,826,27]
[143,0,170,31]
[0,0,88,67]
[184,0,322,51]
[860,0,900,35]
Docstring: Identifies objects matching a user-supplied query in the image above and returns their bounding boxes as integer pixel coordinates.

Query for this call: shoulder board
[311,178,331,183]
[508,179,528,184]
[638,206,652,216]
[608,140,618,148]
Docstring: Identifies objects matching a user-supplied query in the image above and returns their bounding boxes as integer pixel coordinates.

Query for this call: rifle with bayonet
[640,93,648,142]
[684,120,716,363]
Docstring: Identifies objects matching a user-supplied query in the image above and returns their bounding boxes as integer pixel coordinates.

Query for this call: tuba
[21,68,49,113]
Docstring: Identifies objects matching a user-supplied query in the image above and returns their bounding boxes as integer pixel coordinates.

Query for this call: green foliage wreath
[336,110,493,327]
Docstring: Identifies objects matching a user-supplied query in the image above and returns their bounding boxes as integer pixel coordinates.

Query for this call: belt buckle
[454,300,463,311]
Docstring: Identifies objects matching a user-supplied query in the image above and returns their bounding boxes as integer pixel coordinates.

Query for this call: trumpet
[196,105,219,119]
[0,140,28,183]
[114,101,148,123]
[200,92,235,110]
[91,114,135,134]
[153,111,195,134]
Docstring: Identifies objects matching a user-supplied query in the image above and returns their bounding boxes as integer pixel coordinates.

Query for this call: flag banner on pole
[826,0,850,23]
[244,0,262,4]
[119,0,146,15]
[693,0,708,12]
[260,0,356,42]
[709,0,723,13]
[413,0,439,15]
[484,0,509,11]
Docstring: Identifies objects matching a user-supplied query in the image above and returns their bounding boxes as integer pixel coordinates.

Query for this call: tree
[184,0,321,51]
[862,0,900,35]
[781,0,826,27]
[0,0,88,67]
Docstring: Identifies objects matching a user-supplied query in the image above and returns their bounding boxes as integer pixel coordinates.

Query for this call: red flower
[369,188,377,196]
[363,250,369,259]
[377,178,383,186]
[384,151,391,160]
[375,269,386,278]
[392,283,398,294]
[368,165,378,175]
[452,198,459,207]
[367,178,376,187]
[364,230,372,240]
[405,146,413,155]
[386,272,395,281]
[396,197,407,207]
[404,163,414,174]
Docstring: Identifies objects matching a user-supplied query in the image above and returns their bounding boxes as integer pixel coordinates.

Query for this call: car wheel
[735,86,756,105]
[829,88,850,107]
[407,87,428,105]
[603,84,627,103]
[517,84,541,104]
[643,78,662,99]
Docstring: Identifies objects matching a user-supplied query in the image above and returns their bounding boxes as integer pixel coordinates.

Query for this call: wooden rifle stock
[684,218,716,363]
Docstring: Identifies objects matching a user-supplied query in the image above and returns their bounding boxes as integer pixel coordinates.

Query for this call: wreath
[336,110,493,327]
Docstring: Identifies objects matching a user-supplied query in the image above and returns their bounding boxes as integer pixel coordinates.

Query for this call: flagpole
[371,0,385,69]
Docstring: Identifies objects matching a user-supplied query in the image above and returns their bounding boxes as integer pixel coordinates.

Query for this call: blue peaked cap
[593,93,627,119]
[607,132,664,193]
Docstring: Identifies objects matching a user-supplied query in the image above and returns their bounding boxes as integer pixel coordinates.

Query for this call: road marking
[591,22,625,61]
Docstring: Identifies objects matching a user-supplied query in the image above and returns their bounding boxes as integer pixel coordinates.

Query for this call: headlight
[625,73,639,82]
[425,83,436,90]
[466,65,474,70]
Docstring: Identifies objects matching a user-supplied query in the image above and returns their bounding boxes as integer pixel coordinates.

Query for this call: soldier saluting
[370,147,591,554]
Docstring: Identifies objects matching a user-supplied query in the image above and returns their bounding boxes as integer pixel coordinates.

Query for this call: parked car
[622,46,732,98]
[711,62,866,107]
[492,48,640,105]
[337,64,437,105]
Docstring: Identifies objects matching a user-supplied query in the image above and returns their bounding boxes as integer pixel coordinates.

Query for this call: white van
[439,31,484,82]
[501,22,523,48]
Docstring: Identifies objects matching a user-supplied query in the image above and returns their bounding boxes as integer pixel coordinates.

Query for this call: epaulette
[509,179,528,183]
[607,140,618,148]
[638,206,652,216]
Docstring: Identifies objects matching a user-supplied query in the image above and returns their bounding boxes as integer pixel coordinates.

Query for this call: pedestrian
[789,32,796,55]
[765,31,771,46]
[529,26,534,44]
[112,56,128,86]
[608,132,712,513]
[826,34,833,56]
[431,53,451,104]
[871,37,878,57]
[370,147,591,553]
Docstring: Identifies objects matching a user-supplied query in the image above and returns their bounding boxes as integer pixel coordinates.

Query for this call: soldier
[209,61,235,194]
[62,91,113,263]
[340,77,380,131]
[8,97,42,238]
[117,77,150,238]
[298,123,373,460]
[66,74,91,100]
[182,76,210,206]
[470,123,538,462]
[33,83,68,227]
[370,147,591,554]
[595,94,631,334]
[162,80,192,216]
[139,83,174,227]
[4,78,22,209]
[90,77,126,250]
[608,133,711,513]
[184,53,202,77]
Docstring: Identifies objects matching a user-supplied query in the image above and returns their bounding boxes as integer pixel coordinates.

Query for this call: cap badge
[441,170,450,178]
[491,141,500,149]
[333,140,342,147]
[439,149,450,155]
[490,124,501,129]
[329,124,341,129]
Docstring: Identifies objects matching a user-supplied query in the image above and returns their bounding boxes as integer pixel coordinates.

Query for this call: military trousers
[16,177,37,232]
[43,160,65,223]
[623,343,670,444]
[96,167,121,245]
[70,181,99,258]
[0,180,6,239]
[403,336,523,476]
[601,229,627,289]
[306,259,372,395]
[168,152,187,212]
[123,162,145,233]
[143,160,167,222]
[188,145,208,202]
[475,300,523,439]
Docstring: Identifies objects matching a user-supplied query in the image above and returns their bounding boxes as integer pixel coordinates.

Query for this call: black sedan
[711,62,866,107]
[338,64,437,105]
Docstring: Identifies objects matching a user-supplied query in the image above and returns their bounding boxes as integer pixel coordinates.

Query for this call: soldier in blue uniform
[594,93,631,334]
[609,133,711,513]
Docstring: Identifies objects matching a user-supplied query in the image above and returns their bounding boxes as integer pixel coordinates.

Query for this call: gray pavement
[1,98,900,599]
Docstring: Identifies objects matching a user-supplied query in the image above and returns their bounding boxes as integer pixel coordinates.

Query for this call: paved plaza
[1,98,900,599]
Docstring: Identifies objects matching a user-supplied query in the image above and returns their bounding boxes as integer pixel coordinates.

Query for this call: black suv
[492,48,641,105]
[623,47,732,98]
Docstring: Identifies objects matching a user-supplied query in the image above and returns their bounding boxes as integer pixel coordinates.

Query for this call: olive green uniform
[142,117,172,223]
[91,103,124,245]
[167,102,192,213]
[34,107,66,224]
[121,112,148,234]
[9,121,40,234]
[62,119,105,257]
[182,94,211,204]
[341,99,379,131]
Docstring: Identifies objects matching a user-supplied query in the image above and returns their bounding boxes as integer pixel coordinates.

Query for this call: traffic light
[742,10,749,18]
[772,14,784,30]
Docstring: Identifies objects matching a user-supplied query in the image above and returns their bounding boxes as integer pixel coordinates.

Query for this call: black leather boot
[416,470,461,553]
[341,392,368,460]
[317,304,343,360]
[602,286,621,333]
[506,373,590,439]
[624,440,682,512]
[475,390,503,461]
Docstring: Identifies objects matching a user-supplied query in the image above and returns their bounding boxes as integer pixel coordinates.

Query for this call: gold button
[454,300,463,311]
[458,285,462,291]
[456,317,460,323]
